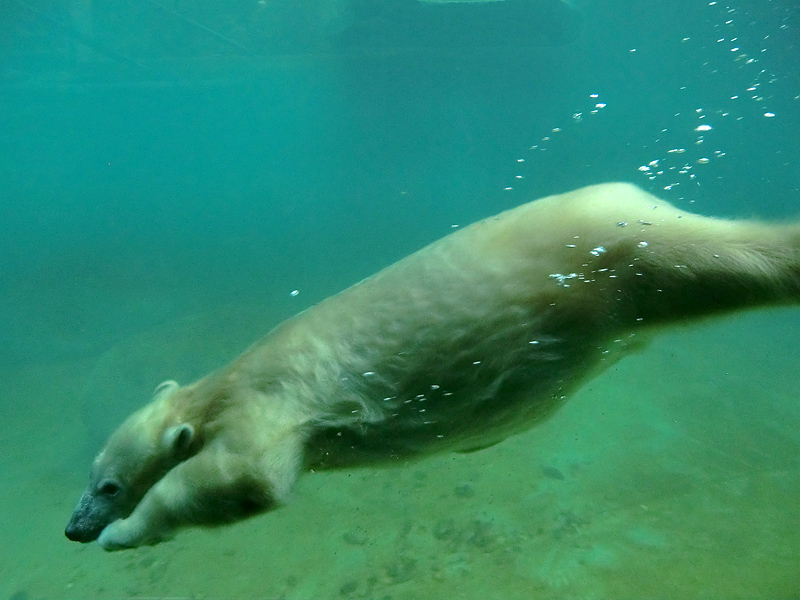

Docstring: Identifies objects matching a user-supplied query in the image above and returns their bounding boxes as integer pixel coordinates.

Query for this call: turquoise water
[1,1,798,598]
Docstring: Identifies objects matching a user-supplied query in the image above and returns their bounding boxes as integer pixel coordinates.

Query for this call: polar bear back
[227,183,799,466]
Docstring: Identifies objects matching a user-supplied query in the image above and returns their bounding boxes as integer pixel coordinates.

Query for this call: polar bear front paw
[97,519,139,551]
[98,517,166,551]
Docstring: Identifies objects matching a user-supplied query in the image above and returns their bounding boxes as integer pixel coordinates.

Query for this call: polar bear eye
[98,480,121,497]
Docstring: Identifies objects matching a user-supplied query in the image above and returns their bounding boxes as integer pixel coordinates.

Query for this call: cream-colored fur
[65,183,799,550]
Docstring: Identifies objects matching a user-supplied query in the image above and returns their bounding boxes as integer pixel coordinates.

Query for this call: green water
[1,1,797,598]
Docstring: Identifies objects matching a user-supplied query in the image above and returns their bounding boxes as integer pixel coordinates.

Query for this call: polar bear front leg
[98,446,280,551]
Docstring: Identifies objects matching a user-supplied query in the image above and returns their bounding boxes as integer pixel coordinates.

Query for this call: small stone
[339,580,358,595]
[342,530,368,545]
[542,465,565,480]
[454,483,475,498]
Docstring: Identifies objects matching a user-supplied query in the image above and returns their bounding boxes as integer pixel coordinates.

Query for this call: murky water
[1,1,797,598]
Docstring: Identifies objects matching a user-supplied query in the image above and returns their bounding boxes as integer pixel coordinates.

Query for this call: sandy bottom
[1,308,797,600]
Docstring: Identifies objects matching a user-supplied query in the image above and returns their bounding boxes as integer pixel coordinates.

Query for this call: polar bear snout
[65,488,125,543]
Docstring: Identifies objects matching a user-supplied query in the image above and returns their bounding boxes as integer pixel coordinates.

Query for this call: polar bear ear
[153,380,180,400]
[162,424,195,457]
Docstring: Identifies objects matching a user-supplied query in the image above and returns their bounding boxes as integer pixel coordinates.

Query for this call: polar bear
[65,183,800,550]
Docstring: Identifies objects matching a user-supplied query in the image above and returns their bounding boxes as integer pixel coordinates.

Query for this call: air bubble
[549,273,579,286]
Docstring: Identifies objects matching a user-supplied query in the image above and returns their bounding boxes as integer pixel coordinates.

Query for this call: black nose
[65,526,79,541]
[65,519,102,543]
[65,525,81,541]
[65,524,90,543]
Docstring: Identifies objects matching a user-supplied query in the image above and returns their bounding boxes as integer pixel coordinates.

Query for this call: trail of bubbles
[501,93,608,193]
[635,1,792,200]
[502,1,794,202]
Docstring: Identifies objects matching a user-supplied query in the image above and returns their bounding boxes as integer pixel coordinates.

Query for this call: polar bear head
[65,382,195,543]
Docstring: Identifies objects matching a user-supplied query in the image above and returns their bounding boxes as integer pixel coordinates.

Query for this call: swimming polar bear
[65,183,799,550]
